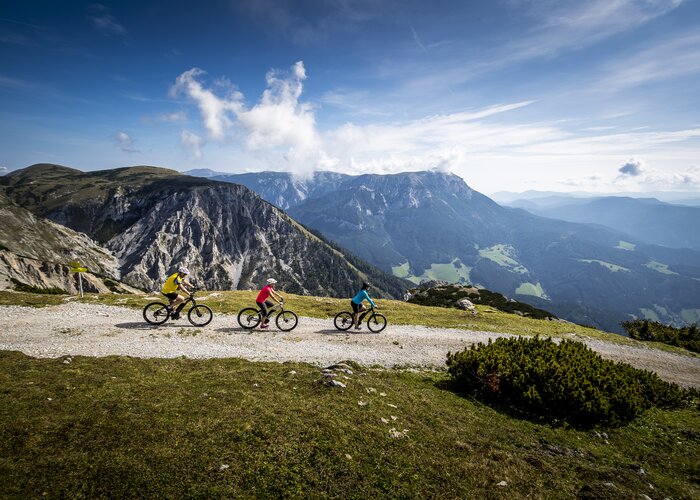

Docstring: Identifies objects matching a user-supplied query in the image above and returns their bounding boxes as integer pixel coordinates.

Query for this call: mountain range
[0,165,409,299]
[505,196,700,250]
[188,169,700,332]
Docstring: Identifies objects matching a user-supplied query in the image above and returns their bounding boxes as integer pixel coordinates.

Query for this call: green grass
[0,352,697,498]
[645,260,679,275]
[392,259,471,285]
[515,281,548,299]
[615,240,636,251]
[578,259,630,273]
[478,244,528,274]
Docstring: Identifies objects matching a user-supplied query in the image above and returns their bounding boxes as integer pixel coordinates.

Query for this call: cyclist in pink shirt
[256,278,283,329]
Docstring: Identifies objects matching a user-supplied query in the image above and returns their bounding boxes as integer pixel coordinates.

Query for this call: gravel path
[1,303,698,387]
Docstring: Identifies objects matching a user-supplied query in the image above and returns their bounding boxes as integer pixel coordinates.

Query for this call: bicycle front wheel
[334,311,354,331]
[276,310,298,331]
[143,302,169,325]
[188,304,213,327]
[237,307,262,329]
[367,313,387,333]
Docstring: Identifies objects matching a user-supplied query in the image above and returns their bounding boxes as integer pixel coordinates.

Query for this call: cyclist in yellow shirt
[161,266,193,319]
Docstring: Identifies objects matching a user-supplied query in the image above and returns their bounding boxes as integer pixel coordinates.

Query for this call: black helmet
[362,282,370,290]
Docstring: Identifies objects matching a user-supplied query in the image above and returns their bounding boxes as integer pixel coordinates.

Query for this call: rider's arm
[178,281,192,296]
[271,289,283,302]
[363,290,377,308]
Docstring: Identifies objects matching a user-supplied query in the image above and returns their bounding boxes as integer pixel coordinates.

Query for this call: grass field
[1,352,698,498]
[1,291,699,496]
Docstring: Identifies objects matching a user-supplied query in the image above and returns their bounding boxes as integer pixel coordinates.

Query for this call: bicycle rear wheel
[188,304,213,327]
[143,302,170,325]
[366,313,387,333]
[276,310,298,331]
[238,307,262,329]
[334,311,354,331]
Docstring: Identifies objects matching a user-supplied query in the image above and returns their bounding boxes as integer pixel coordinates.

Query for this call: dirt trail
[1,303,698,387]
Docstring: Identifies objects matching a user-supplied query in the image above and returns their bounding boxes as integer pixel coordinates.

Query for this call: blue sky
[1,0,699,194]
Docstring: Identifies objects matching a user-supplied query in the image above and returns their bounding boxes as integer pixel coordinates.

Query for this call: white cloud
[619,158,644,176]
[181,130,203,159]
[172,61,320,174]
[112,131,139,153]
[0,166,8,176]
[170,68,242,139]
[168,63,700,193]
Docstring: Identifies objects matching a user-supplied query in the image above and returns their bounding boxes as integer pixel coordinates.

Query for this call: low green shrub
[10,278,66,295]
[446,336,693,427]
[621,319,700,353]
[408,284,556,319]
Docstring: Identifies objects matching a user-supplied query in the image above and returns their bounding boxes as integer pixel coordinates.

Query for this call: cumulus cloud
[170,68,242,139]
[89,4,126,36]
[0,166,8,176]
[112,131,139,153]
[618,158,644,176]
[171,61,320,174]
[181,130,203,159]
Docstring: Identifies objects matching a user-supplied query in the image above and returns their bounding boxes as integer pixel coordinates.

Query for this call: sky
[1,0,699,195]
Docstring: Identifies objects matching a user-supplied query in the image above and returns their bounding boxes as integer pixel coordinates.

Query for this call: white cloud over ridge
[172,61,320,174]
[181,130,203,159]
[172,62,699,192]
[112,131,139,153]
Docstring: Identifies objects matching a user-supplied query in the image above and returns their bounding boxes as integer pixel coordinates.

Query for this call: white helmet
[266,278,277,284]
[178,266,190,275]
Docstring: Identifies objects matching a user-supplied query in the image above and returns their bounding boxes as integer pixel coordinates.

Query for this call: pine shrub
[621,319,700,353]
[10,278,66,295]
[446,336,693,427]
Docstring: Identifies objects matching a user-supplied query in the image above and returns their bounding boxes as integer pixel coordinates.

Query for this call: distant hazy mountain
[1,164,409,298]
[512,197,700,250]
[190,169,700,332]
[493,189,700,207]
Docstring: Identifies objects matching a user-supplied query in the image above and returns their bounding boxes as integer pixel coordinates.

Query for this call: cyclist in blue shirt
[351,282,377,330]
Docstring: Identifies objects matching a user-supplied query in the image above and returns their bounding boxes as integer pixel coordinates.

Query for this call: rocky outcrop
[0,189,125,292]
[1,165,409,298]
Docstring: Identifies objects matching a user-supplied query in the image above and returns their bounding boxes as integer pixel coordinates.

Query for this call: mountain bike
[334,305,387,333]
[142,289,213,327]
[237,300,298,331]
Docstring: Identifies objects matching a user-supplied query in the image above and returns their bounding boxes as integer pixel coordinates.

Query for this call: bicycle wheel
[143,302,170,325]
[366,313,387,333]
[188,304,213,327]
[334,311,354,331]
[276,310,298,332]
[237,307,262,329]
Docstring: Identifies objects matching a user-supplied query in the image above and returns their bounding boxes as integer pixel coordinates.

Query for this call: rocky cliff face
[1,165,409,298]
[204,171,351,210]
[0,189,125,293]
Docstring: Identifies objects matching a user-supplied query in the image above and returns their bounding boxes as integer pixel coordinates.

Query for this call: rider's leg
[257,301,269,326]
[351,300,360,326]
[263,300,274,325]
[356,305,368,328]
